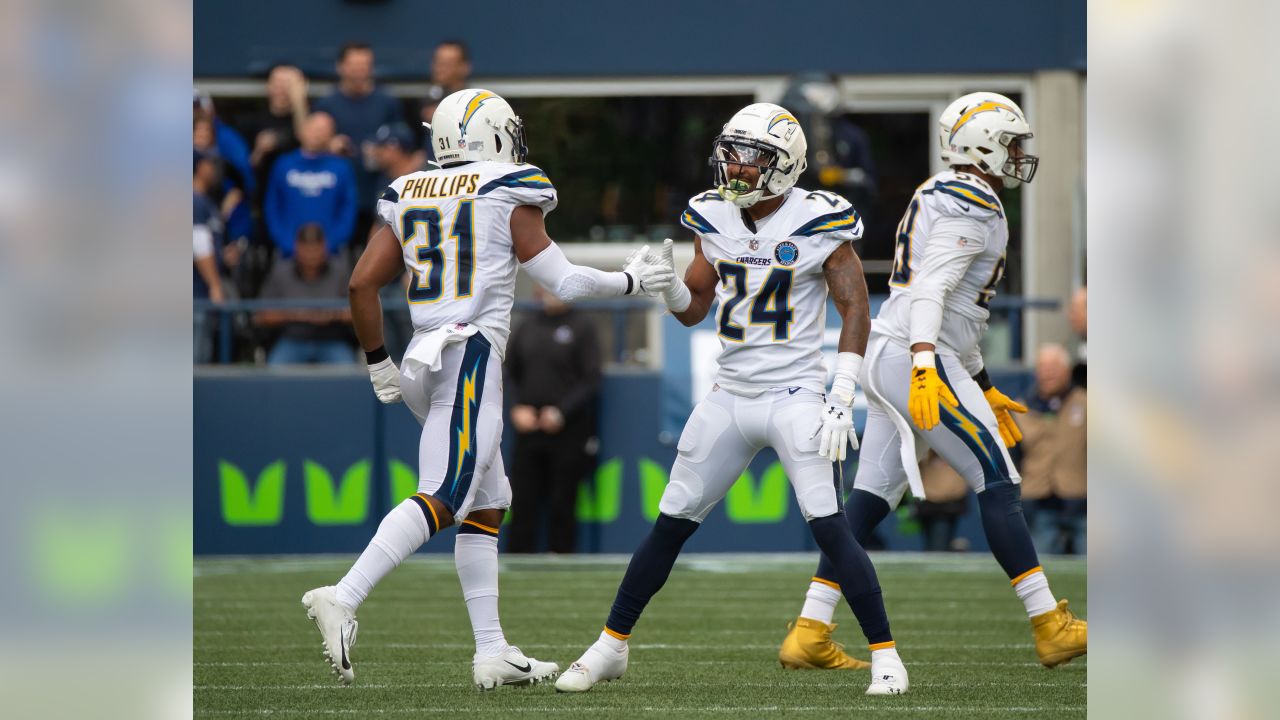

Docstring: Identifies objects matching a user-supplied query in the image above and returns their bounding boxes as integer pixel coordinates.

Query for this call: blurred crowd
[193,41,472,364]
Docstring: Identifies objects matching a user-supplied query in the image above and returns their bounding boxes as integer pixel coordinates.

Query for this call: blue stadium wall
[194,355,1032,556]
[195,0,1085,79]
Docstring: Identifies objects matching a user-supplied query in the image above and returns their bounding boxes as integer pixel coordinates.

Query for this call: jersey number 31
[402,201,476,303]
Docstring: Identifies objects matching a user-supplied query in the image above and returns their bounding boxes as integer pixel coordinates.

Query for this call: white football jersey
[873,169,1008,363]
[376,161,557,354]
[680,187,863,395]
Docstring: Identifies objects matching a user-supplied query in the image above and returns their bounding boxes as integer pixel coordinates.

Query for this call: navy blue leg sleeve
[808,514,892,645]
[604,514,700,636]
[978,482,1041,579]
[814,489,892,584]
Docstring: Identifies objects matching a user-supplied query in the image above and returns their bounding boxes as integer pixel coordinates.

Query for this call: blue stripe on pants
[432,334,491,513]
[934,362,1011,487]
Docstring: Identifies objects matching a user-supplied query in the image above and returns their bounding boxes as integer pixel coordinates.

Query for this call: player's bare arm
[510,203,554,262]
[671,236,719,326]
[347,223,405,352]
[822,242,871,355]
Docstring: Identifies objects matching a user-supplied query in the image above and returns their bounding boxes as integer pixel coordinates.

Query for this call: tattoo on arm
[824,243,871,355]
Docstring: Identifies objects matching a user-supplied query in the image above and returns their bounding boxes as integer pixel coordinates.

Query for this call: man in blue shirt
[315,42,404,222]
[265,112,357,257]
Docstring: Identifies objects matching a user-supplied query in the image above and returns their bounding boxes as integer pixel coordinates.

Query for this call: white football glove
[812,401,858,462]
[656,238,692,312]
[622,244,675,296]
[367,357,403,404]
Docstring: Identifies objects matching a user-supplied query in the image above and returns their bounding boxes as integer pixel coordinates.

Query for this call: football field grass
[195,553,1086,718]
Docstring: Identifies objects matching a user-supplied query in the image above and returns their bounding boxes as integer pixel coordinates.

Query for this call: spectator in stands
[915,451,970,552]
[505,288,602,554]
[194,151,225,363]
[244,65,310,203]
[256,224,355,365]
[265,112,357,257]
[1018,343,1088,555]
[315,42,403,228]
[1068,286,1087,388]
[420,40,472,147]
[372,123,429,185]
[193,90,254,250]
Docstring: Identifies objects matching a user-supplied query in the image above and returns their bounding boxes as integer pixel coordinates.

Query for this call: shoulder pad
[680,190,724,235]
[925,174,1003,217]
[791,205,861,237]
[478,165,554,195]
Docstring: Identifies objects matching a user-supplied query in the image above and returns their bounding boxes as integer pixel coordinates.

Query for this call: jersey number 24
[716,262,793,341]
[402,201,476,303]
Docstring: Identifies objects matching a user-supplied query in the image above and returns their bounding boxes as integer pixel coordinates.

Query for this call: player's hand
[983,386,1027,447]
[623,244,674,296]
[367,357,402,404]
[908,363,958,432]
[811,401,858,462]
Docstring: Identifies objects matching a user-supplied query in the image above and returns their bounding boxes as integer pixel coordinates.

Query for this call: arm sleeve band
[829,352,864,407]
[193,225,214,259]
[662,279,692,313]
[520,241,630,301]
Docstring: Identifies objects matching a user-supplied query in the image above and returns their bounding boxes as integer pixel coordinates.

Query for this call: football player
[301,89,673,689]
[776,92,1087,671]
[555,103,908,696]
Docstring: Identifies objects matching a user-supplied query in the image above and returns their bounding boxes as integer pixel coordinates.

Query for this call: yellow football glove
[983,386,1028,448]
[908,364,959,431]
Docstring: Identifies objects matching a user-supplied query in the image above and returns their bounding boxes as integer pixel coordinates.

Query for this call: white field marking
[194,659,1068,668]
[194,552,1088,577]
[194,705,1086,716]
[196,681,1085,691]
[197,641,1045,652]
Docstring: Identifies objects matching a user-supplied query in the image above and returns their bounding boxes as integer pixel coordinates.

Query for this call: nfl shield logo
[749,239,759,252]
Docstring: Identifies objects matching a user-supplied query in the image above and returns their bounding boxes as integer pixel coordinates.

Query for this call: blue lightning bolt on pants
[400,333,512,520]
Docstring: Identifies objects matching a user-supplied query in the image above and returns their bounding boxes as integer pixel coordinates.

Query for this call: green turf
[195,553,1086,718]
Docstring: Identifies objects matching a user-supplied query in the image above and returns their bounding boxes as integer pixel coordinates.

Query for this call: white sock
[1013,569,1057,617]
[870,645,902,665]
[454,533,509,658]
[335,498,432,610]
[799,580,842,625]
[597,629,628,653]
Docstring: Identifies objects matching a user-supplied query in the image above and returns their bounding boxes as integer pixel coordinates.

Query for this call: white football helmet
[708,103,808,207]
[426,88,527,166]
[938,92,1038,188]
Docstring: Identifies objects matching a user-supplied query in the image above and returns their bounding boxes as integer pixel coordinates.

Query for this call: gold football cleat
[779,618,871,670]
[1031,599,1088,667]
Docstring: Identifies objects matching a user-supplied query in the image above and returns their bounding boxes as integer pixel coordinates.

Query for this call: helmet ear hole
[495,133,503,155]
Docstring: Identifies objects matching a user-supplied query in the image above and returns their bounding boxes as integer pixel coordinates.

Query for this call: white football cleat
[865,649,908,696]
[554,642,629,693]
[472,646,559,690]
[301,586,358,685]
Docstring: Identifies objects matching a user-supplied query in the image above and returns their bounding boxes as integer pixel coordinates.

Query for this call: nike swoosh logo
[787,387,801,395]
[341,634,350,670]
[959,205,970,212]
[506,659,532,673]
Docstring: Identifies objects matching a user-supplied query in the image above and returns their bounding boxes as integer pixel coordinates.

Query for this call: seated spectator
[372,123,429,185]
[256,224,355,365]
[315,42,403,228]
[1018,343,1087,555]
[265,112,357,257]
[194,151,225,363]
[915,451,970,552]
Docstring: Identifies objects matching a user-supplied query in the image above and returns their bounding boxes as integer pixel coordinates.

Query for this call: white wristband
[663,280,692,313]
[829,352,862,406]
[912,350,936,369]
